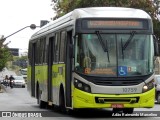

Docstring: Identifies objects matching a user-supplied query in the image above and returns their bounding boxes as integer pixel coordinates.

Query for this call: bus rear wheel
[37,86,46,109]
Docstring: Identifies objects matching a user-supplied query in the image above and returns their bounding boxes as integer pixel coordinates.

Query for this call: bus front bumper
[72,88,155,108]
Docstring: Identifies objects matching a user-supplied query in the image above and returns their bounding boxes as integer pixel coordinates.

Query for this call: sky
[0,0,54,52]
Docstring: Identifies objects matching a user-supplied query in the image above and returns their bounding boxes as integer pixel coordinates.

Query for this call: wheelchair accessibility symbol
[118,66,127,76]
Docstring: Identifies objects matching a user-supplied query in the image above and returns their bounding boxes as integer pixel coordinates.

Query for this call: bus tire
[37,86,46,109]
[123,108,134,114]
[59,87,66,113]
[157,93,160,104]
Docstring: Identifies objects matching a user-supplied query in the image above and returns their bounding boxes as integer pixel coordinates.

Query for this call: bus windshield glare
[75,33,154,77]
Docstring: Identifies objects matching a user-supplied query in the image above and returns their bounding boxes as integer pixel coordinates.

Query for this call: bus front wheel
[157,93,160,104]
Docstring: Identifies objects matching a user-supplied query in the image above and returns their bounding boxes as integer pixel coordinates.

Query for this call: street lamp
[2,24,40,40]
[29,24,37,30]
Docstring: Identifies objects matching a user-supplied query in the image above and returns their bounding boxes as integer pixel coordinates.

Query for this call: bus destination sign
[84,19,148,29]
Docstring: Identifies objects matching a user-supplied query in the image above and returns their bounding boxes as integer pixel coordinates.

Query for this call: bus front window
[117,34,154,76]
[75,34,117,76]
[74,34,154,77]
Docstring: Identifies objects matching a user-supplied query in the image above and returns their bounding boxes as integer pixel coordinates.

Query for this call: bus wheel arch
[36,82,46,108]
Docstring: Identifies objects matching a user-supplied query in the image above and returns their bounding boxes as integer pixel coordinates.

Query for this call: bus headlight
[142,80,154,93]
[74,79,91,93]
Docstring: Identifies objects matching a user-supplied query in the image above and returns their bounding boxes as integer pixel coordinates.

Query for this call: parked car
[12,76,26,88]
[154,75,160,104]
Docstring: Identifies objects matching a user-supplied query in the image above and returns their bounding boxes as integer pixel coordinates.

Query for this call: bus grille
[78,73,151,86]
[95,97,139,104]
[92,79,143,86]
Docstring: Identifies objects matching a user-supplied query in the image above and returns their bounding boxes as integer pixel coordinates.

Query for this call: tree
[52,0,155,17]
[52,0,160,39]
[0,36,12,71]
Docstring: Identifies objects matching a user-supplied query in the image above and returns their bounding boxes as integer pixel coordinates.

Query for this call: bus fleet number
[123,88,137,93]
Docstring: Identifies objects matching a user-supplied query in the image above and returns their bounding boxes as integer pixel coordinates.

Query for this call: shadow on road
[44,106,115,118]
[31,104,114,118]
[38,106,157,118]
[67,109,114,118]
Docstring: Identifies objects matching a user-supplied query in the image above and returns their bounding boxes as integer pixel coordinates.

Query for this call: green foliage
[0,48,12,71]
[13,55,27,61]
[53,0,156,19]
[20,56,27,61]
[0,36,12,71]
[153,19,160,40]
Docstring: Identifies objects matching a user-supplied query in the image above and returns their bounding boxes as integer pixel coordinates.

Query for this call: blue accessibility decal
[118,66,127,76]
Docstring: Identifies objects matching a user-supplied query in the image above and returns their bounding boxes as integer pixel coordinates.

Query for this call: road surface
[0,85,160,120]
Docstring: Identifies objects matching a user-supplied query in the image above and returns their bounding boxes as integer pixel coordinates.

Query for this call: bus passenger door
[65,30,73,107]
[48,37,54,103]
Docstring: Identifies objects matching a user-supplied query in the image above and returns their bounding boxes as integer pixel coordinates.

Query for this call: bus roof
[72,7,151,19]
[30,7,151,40]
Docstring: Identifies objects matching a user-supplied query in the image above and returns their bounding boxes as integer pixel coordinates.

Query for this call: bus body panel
[73,73,155,94]
[28,63,66,106]
[73,88,155,108]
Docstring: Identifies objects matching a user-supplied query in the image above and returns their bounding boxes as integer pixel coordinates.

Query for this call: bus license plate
[111,104,124,108]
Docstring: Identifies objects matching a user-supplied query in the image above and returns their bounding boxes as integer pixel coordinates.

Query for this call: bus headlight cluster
[142,80,154,93]
[74,79,91,93]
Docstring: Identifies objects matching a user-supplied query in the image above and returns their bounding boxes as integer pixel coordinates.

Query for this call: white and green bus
[27,7,158,113]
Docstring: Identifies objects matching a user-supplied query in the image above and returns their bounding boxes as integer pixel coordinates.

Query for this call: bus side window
[59,31,66,63]
[54,33,59,63]
[40,37,45,64]
[43,37,47,64]
[35,39,40,65]
[28,43,32,65]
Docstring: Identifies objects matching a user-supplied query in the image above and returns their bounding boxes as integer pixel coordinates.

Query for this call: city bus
[27,7,158,114]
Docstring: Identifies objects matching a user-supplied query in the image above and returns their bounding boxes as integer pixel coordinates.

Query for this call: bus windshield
[75,33,154,77]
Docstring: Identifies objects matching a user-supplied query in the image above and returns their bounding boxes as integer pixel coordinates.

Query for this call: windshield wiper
[95,31,110,62]
[122,31,136,50]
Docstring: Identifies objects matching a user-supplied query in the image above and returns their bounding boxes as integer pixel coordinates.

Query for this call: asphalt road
[0,85,160,120]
